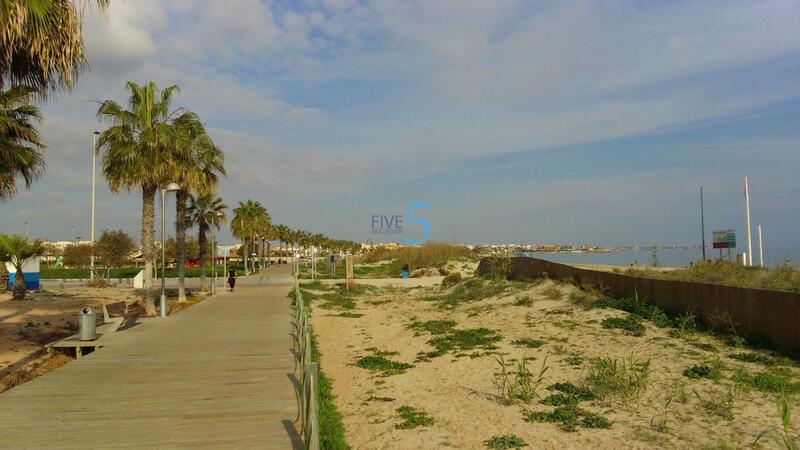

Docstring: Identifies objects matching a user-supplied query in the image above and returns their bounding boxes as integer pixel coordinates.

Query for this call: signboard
[6,257,40,290]
[712,230,736,249]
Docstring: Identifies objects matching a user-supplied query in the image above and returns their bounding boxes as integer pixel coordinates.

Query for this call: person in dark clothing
[228,269,237,292]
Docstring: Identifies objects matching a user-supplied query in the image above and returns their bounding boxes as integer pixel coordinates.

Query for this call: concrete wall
[477,257,800,352]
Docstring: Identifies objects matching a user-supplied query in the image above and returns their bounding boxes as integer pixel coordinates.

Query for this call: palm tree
[170,112,224,302]
[231,200,270,275]
[0,234,44,300]
[187,192,227,292]
[96,81,185,315]
[0,0,109,93]
[0,85,45,201]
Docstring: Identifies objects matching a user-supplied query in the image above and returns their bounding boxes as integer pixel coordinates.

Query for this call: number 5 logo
[404,201,431,245]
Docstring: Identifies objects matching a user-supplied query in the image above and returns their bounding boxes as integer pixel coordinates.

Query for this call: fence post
[308,362,320,450]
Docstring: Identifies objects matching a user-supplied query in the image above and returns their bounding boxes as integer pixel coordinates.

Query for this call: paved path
[0,265,300,449]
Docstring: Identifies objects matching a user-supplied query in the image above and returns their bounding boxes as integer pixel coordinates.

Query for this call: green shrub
[683,360,724,380]
[356,351,414,376]
[441,272,463,288]
[524,405,611,432]
[595,296,671,327]
[511,338,545,349]
[584,355,651,403]
[484,435,528,449]
[395,406,434,429]
[601,315,646,336]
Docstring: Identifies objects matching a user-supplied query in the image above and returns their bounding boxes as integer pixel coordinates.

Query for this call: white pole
[90,132,97,280]
[745,176,753,266]
[758,225,764,268]
[160,188,167,318]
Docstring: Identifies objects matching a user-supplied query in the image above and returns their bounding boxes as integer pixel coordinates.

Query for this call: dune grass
[626,260,800,293]
[360,242,476,270]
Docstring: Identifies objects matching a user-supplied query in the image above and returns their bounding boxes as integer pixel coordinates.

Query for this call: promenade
[0,265,299,449]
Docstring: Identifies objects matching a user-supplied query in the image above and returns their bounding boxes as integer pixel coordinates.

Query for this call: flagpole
[758,225,764,268]
[745,176,753,267]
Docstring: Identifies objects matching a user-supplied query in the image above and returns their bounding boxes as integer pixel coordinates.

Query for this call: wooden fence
[293,276,320,450]
[477,257,800,352]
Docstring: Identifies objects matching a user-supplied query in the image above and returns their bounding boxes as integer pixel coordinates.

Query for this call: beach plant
[692,386,735,420]
[493,355,549,405]
[433,276,507,309]
[408,319,456,336]
[732,368,800,394]
[514,294,534,306]
[524,405,611,432]
[395,406,434,429]
[441,272,462,288]
[753,392,798,450]
[356,350,414,376]
[584,355,651,403]
[594,295,671,327]
[543,285,562,301]
[729,352,786,367]
[511,338,546,349]
[484,434,528,449]
[683,359,725,380]
[602,315,646,336]
[419,327,502,360]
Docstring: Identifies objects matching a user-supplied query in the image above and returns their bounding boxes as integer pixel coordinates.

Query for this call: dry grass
[0,353,73,393]
[360,242,476,270]
[626,260,800,293]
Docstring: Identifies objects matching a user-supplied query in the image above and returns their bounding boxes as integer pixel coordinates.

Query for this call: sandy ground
[310,276,795,449]
[0,287,144,381]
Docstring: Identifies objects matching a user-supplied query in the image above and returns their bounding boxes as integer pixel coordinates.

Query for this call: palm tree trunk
[0,263,8,291]
[175,189,188,303]
[12,265,25,300]
[198,216,208,292]
[141,186,157,315]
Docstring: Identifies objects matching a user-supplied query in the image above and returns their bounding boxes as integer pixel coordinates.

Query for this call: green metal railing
[293,276,319,450]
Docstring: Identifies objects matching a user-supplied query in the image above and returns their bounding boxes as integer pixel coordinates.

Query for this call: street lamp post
[160,182,181,318]
[210,211,225,295]
[90,131,100,280]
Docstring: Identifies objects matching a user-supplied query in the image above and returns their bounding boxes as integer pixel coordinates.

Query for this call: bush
[441,272,462,288]
[360,242,476,269]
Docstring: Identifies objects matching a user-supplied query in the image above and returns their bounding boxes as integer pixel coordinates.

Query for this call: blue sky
[1,0,798,263]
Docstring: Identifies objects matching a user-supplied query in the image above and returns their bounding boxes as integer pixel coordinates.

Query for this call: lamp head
[93,131,100,135]
[163,182,181,192]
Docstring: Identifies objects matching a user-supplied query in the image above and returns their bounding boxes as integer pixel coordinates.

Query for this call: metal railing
[293,275,320,450]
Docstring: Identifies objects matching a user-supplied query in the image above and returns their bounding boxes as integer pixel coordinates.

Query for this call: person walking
[227,268,237,292]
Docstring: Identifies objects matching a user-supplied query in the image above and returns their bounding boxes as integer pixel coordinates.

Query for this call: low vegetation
[626,260,800,293]
[584,355,651,403]
[484,434,528,449]
[420,327,502,360]
[524,405,611,432]
[493,355,549,404]
[361,242,476,270]
[355,349,414,376]
[395,405,434,429]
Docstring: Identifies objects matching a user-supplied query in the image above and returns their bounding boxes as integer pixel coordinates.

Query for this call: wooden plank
[0,266,300,449]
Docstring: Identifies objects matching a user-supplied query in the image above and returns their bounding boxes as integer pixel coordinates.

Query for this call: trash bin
[79,307,97,341]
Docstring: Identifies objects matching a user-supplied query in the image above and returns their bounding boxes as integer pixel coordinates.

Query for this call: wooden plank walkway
[0,265,301,449]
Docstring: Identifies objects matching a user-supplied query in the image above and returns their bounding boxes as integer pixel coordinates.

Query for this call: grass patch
[601,315,646,336]
[547,382,596,401]
[362,242,476,268]
[514,294,534,306]
[683,360,725,380]
[595,296,671,327]
[484,435,528,449]
[524,405,611,432]
[493,355,549,404]
[395,406,434,429]
[356,350,414,376]
[408,319,457,335]
[338,312,364,318]
[584,355,651,403]
[441,272,463,288]
[422,327,502,359]
[626,260,800,293]
[511,338,546,349]
[543,286,562,301]
[729,352,787,366]
[692,387,735,420]
[732,368,800,394]
[432,276,508,309]
[307,325,350,449]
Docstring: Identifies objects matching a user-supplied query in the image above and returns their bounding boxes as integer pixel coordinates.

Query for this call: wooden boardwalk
[0,265,301,449]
